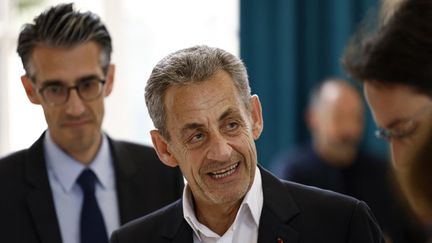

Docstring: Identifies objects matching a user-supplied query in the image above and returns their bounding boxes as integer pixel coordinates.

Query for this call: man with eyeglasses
[343,0,432,239]
[0,3,183,243]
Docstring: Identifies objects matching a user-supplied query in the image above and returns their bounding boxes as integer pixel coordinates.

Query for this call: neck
[195,199,242,236]
[52,133,102,165]
[70,147,100,165]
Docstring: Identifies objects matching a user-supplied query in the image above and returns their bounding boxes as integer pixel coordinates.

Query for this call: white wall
[0,0,239,156]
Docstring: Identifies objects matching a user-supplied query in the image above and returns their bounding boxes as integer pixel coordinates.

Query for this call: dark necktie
[77,169,108,243]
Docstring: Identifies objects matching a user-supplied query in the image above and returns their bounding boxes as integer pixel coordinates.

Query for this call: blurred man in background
[271,78,425,242]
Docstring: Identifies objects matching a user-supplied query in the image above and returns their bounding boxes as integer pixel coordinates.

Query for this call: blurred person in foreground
[0,3,183,243]
[343,0,432,236]
[271,78,425,242]
[110,45,384,243]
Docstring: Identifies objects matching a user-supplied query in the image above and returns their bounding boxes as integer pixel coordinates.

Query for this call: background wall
[240,0,388,168]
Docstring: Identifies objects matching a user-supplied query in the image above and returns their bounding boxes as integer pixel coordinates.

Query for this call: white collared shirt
[183,167,263,243]
[44,131,119,243]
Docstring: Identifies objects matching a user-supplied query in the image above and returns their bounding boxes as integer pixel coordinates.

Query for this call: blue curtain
[240,0,387,168]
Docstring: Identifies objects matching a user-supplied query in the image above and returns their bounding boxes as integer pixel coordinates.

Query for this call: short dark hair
[145,45,250,140]
[17,3,112,79]
[342,0,432,95]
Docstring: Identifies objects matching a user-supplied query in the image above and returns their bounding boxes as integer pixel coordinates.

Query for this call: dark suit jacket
[110,166,384,243]
[0,132,184,243]
[271,142,427,242]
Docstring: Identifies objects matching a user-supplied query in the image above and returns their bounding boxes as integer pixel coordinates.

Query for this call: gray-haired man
[110,45,384,243]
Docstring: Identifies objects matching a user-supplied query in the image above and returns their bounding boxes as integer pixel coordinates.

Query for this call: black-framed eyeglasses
[375,105,431,141]
[35,78,106,106]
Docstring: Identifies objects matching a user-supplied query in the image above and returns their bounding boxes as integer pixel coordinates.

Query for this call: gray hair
[145,45,251,140]
[17,3,112,79]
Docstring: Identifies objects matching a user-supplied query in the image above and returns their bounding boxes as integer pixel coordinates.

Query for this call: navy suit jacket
[0,132,184,243]
[110,166,384,243]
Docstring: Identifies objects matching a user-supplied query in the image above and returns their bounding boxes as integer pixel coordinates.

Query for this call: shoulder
[111,200,185,243]
[110,139,158,158]
[281,179,363,212]
[0,149,29,179]
[263,167,364,213]
[261,169,382,241]
[109,139,181,176]
[0,133,45,180]
[109,138,163,170]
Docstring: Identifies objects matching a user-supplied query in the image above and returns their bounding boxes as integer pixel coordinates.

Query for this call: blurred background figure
[343,0,432,238]
[271,78,365,179]
[271,78,425,243]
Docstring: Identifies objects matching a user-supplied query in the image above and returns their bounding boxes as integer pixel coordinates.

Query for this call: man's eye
[79,80,97,91]
[392,129,414,140]
[45,85,65,95]
[226,122,239,131]
[189,133,205,144]
[393,121,417,139]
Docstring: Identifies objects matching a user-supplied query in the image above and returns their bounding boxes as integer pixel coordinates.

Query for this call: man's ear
[104,64,115,97]
[150,130,179,168]
[250,95,264,140]
[21,75,41,104]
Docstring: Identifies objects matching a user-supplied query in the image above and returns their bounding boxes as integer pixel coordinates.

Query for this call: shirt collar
[239,166,263,226]
[44,130,114,192]
[182,166,263,239]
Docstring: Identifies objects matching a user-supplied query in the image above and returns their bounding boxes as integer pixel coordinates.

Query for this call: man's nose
[207,133,232,162]
[65,89,86,116]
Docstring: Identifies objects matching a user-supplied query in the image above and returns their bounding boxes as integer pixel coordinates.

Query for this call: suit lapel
[25,133,62,243]
[161,201,193,243]
[258,207,299,243]
[258,166,300,243]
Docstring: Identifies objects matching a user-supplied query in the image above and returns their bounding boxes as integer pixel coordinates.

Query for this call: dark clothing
[110,166,384,243]
[271,142,427,243]
[0,132,184,243]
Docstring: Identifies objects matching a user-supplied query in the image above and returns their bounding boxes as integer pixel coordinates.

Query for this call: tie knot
[77,169,97,193]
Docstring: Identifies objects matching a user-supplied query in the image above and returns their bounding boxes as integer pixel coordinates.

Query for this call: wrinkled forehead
[163,73,247,129]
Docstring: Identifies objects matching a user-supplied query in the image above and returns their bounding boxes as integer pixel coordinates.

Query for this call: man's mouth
[62,118,91,127]
[208,162,240,179]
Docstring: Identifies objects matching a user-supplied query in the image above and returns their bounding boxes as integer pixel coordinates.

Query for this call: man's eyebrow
[40,75,101,86]
[219,108,241,122]
[40,80,63,87]
[77,75,101,82]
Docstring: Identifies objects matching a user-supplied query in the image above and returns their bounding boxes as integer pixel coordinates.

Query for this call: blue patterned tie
[77,169,108,243]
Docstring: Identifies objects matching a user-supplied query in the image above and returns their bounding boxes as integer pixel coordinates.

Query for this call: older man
[110,45,383,243]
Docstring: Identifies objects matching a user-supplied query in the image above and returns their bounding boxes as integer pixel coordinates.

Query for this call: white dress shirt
[44,131,120,243]
[183,167,263,243]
